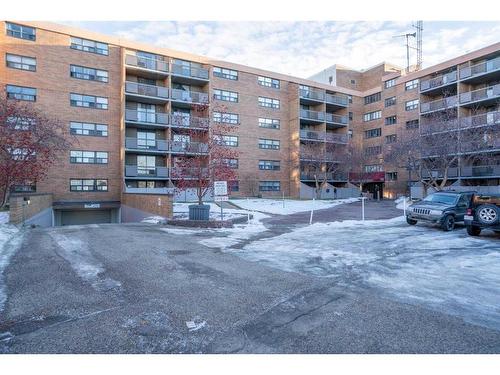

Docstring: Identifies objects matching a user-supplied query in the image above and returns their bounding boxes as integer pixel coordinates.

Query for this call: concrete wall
[121,193,173,220]
[300,183,360,199]
[174,188,213,202]
[9,193,53,224]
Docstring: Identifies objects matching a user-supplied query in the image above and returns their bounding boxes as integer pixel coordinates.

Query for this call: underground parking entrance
[53,201,121,226]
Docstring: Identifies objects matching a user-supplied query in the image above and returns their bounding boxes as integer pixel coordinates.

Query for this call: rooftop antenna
[413,21,423,70]
[393,31,416,73]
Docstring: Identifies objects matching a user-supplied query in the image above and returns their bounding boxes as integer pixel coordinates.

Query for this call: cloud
[62,21,500,78]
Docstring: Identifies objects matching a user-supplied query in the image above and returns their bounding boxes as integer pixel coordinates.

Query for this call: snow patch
[0,224,22,312]
[230,198,359,215]
[49,232,121,292]
[395,196,412,210]
[0,212,9,225]
[141,216,166,224]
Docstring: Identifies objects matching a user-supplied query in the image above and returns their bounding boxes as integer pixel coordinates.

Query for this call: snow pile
[0,224,22,312]
[173,202,249,221]
[395,196,411,210]
[141,216,166,224]
[230,198,359,215]
[0,212,9,225]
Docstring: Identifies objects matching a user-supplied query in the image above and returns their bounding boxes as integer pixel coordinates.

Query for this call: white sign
[214,196,229,202]
[214,181,228,196]
[84,203,100,209]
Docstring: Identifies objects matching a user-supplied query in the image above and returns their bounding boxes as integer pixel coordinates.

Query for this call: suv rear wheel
[441,214,455,231]
[476,204,499,225]
[466,225,481,236]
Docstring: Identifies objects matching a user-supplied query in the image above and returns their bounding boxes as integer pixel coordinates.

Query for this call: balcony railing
[125,82,169,99]
[170,167,209,179]
[325,113,348,125]
[125,54,169,73]
[460,111,500,130]
[325,93,349,107]
[299,130,348,144]
[420,96,458,114]
[459,83,500,105]
[169,141,209,154]
[125,138,168,152]
[170,114,209,129]
[420,70,457,92]
[125,165,169,178]
[459,56,500,80]
[300,172,348,181]
[424,165,500,179]
[300,109,325,122]
[124,187,174,194]
[299,88,325,101]
[325,133,348,144]
[170,89,209,104]
[125,109,169,125]
[171,63,209,80]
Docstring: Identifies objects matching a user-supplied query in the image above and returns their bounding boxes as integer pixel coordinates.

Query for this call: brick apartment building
[1,21,499,224]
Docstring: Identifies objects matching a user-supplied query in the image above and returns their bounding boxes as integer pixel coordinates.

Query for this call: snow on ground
[141,216,166,224]
[230,198,359,215]
[394,196,412,210]
[173,202,248,221]
[0,211,9,224]
[48,231,121,292]
[0,223,22,312]
[230,217,500,330]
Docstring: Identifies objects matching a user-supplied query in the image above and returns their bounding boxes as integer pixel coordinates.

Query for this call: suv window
[458,194,471,207]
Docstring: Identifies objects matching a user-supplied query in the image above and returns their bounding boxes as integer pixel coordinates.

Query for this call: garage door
[61,210,111,226]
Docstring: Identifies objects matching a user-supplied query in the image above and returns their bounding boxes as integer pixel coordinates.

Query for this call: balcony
[170,167,209,180]
[423,165,500,179]
[325,93,349,109]
[125,138,169,154]
[459,56,500,84]
[124,82,169,104]
[420,70,457,95]
[170,89,209,107]
[460,111,500,130]
[124,187,174,195]
[125,109,169,128]
[325,132,348,144]
[170,114,209,129]
[125,165,169,179]
[299,151,340,163]
[169,141,209,154]
[299,87,325,105]
[299,109,325,124]
[420,96,458,115]
[125,54,169,78]
[459,83,500,108]
[170,63,209,85]
[300,171,348,181]
[325,113,348,127]
[300,129,325,142]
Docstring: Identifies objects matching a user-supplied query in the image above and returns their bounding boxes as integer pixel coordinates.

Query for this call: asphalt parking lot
[1,200,499,353]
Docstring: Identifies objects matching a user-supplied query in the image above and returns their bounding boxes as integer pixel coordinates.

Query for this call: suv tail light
[466,208,472,215]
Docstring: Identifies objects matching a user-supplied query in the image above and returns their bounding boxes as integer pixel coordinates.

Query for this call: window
[6,116,35,130]
[364,146,382,156]
[70,37,109,55]
[350,79,356,85]
[229,180,239,192]
[258,96,280,109]
[385,134,397,144]
[70,179,108,192]
[70,93,108,109]
[70,65,108,83]
[259,139,280,150]
[213,89,238,102]
[364,92,381,104]
[385,115,397,125]
[405,79,419,91]
[259,160,280,171]
[259,181,280,192]
[6,53,36,71]
[223,158,239,168]
[213,66,238,80]
[258,118,280,129]
[384,78,396,89]
[385,96,396,107]
[258,76,280,89]
[364,128,382,139]
[406,119,419,129]
[70,122,108,137]
[137,155,156,175]
[6,85,36,101]
[70,151,108,164]
[363,110,381,122]
[213,111,239,124]
[386,172,398,181]
[405,99,419,111]
[348,95,353,104]
[137,131,156,149]
[364,164,383,172]
[348,112,353,121]
[6,22,35,41]
[221,135,238,147]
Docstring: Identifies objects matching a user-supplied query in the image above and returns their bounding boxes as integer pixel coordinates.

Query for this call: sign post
[361,197,367,221]
[214,181,228,221]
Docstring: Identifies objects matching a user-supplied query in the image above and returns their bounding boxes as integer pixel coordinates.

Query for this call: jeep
[406,191,475,231]
[464,194,500,236]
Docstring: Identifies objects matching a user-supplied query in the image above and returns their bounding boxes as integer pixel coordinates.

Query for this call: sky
[61,21,500,78]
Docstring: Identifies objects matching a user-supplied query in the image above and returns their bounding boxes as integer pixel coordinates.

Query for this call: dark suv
[406,191,475,231]
[464,194,500,236]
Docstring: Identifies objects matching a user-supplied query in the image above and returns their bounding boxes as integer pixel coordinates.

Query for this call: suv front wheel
[441,214,455,231]
[406,217,417,225]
